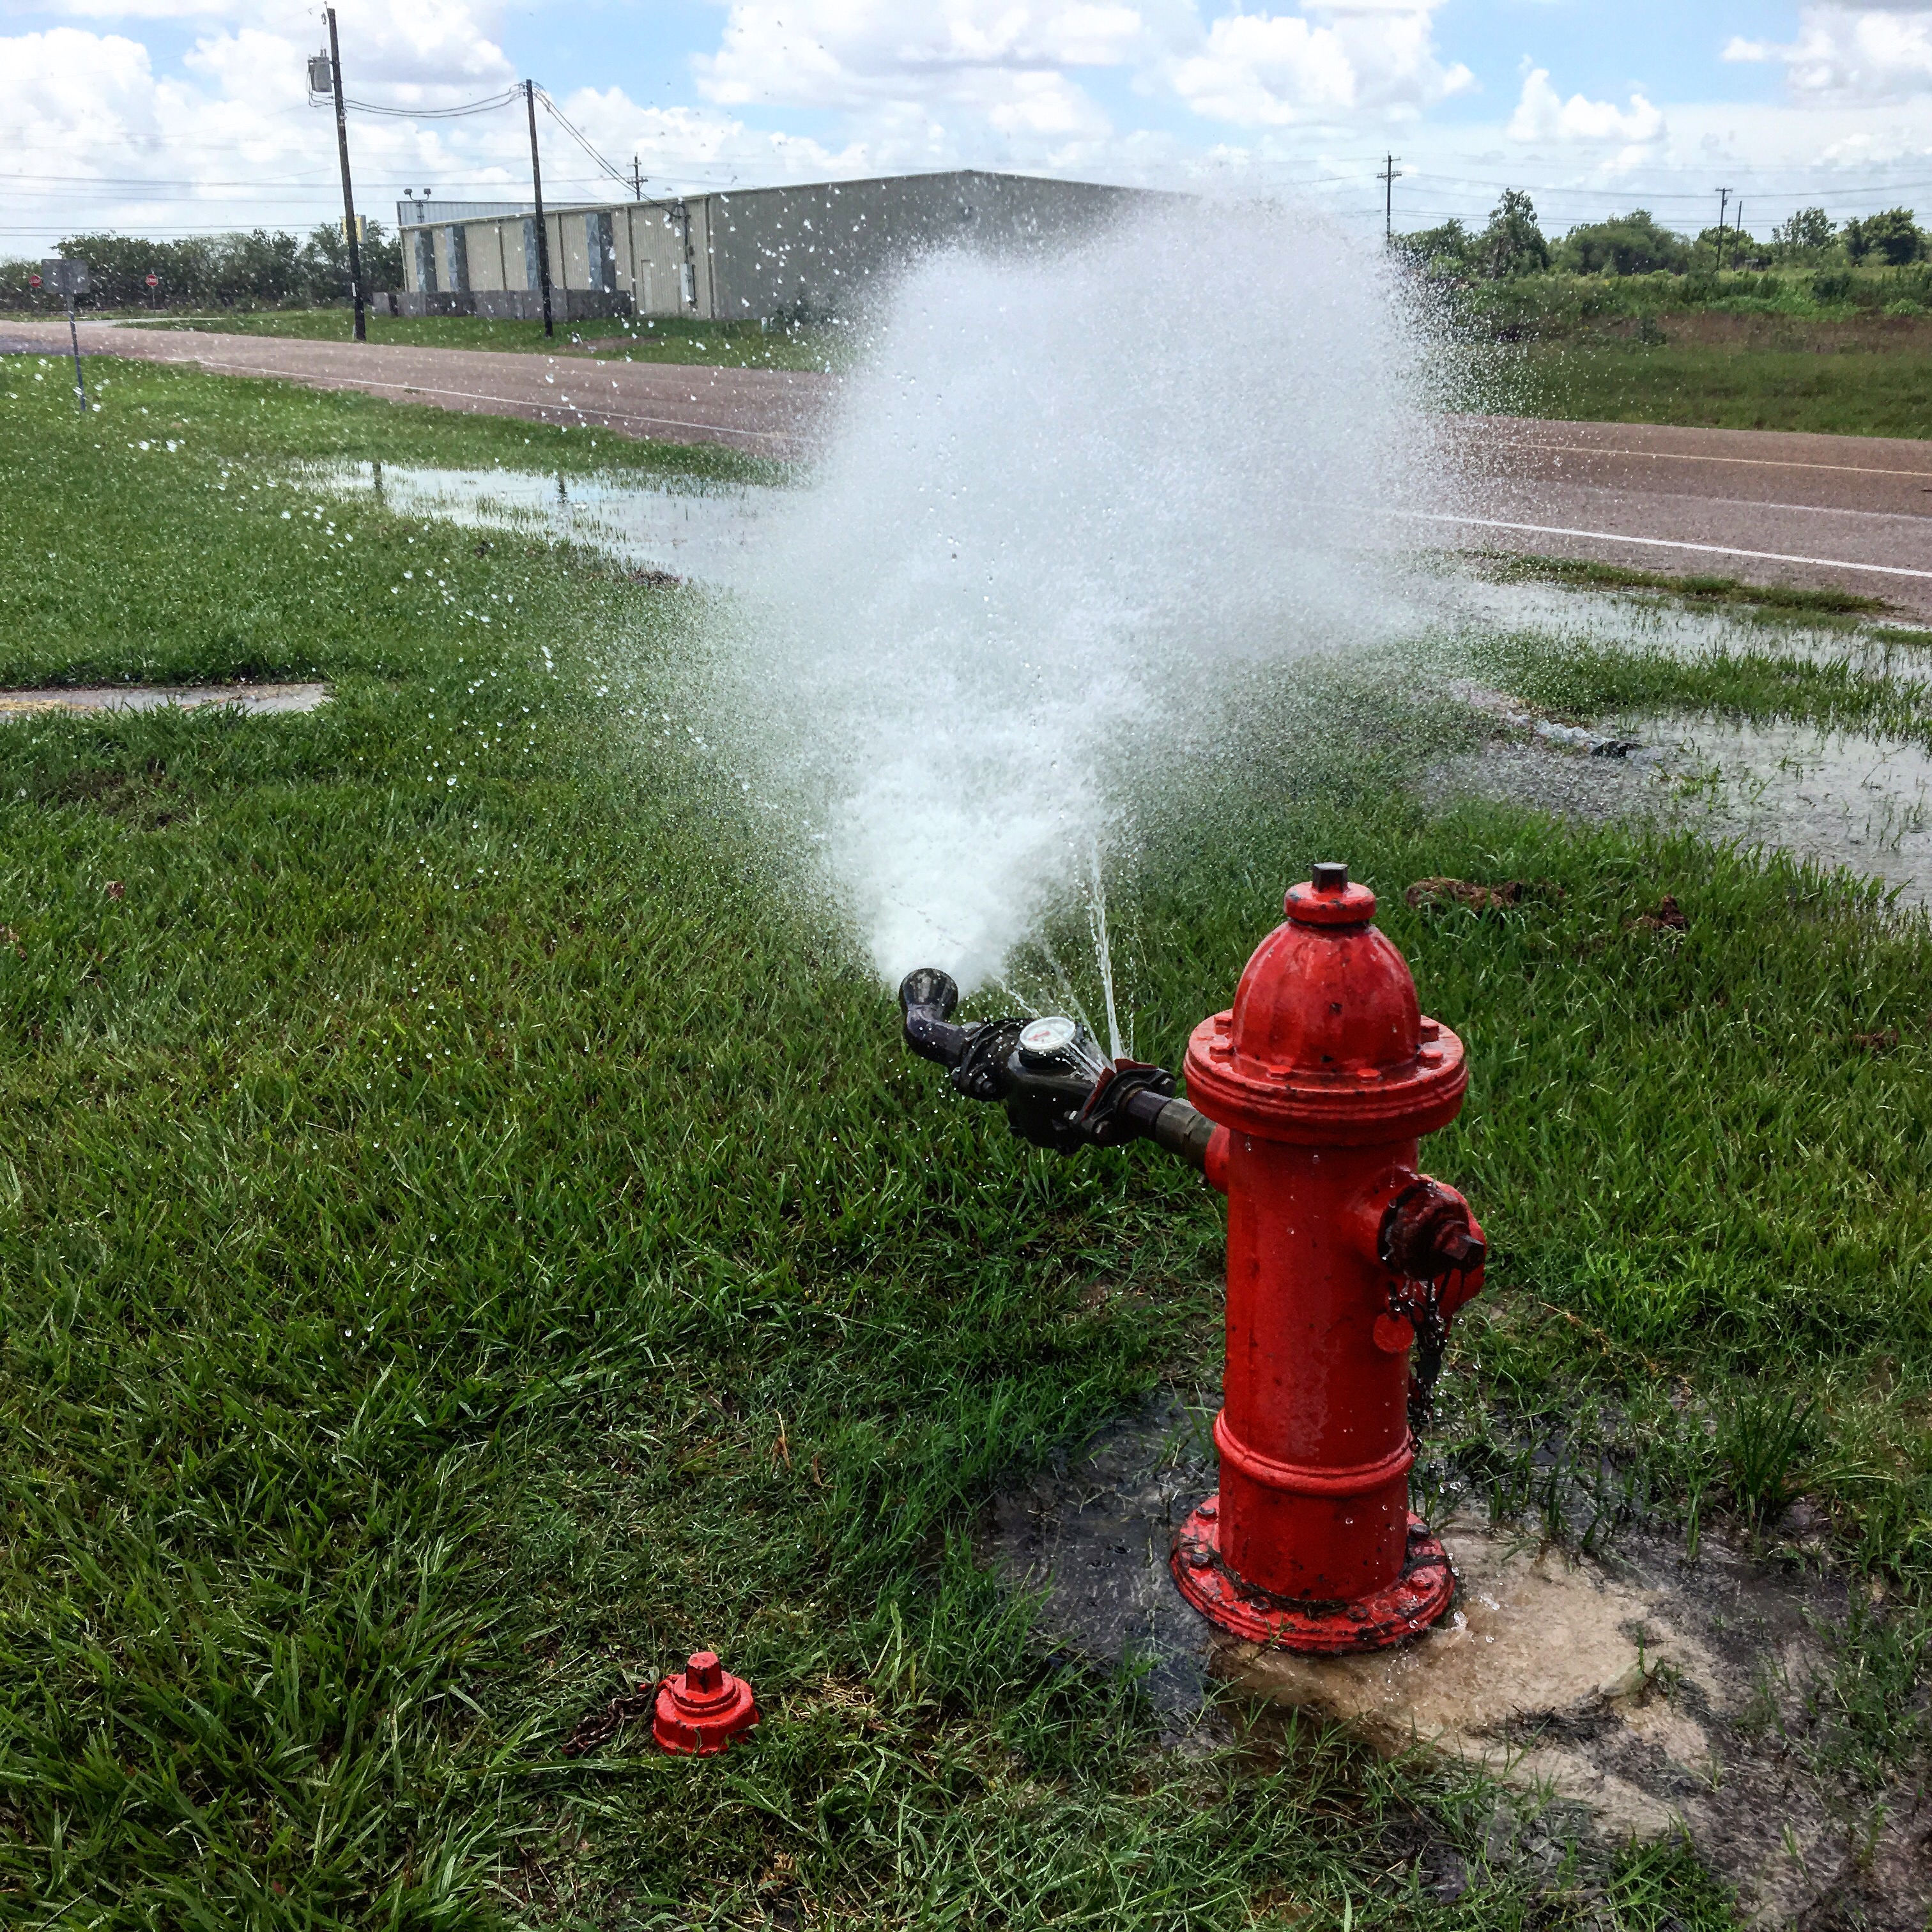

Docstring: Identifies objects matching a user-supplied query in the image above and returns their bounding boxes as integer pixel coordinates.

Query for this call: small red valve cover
[653,1651,759,1756]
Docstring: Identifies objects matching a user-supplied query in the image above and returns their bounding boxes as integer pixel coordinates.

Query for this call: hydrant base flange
[1170,1498,1454,1654]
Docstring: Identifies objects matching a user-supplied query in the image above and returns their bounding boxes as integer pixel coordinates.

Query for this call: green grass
[3,349,1929,1924]
[111,308,843,372]
[1517,337,1932,437]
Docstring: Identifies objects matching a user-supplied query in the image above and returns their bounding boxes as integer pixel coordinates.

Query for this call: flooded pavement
[990,1394,1931,1929]
[0,682,330,719]
[312,460,777,582]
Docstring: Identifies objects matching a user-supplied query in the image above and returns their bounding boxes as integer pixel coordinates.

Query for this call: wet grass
[1460,612,1932,748]
[1472,550,1889,619]
[114,308,842,372]
[2,349,1929,1924]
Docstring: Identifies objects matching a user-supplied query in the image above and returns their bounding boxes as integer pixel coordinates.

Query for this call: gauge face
[1018,1015,1082,1063]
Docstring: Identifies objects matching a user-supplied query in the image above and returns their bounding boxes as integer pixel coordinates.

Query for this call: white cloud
[1169,4,1473,126]
[1724,4,1932,105]
[693,0,1149,157]
[1507,66,1664,147]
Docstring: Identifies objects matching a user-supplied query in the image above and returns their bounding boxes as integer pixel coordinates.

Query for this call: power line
[332,88,523,120]
[533,88,632,196]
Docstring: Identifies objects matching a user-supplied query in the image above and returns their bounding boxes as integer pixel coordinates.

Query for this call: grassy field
[1510,314,1932,438]
[1,350,1928,1925]
[109,308,841,372]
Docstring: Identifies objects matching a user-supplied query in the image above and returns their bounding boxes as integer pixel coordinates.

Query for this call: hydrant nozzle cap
[1286,862,1377,928]
[653,1650,760,1756]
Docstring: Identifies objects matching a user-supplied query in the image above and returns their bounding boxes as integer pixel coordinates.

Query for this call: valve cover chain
[1388,1271,1457,1444]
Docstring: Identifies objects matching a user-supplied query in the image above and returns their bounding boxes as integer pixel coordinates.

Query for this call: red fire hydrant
[1172,862,1485,1652]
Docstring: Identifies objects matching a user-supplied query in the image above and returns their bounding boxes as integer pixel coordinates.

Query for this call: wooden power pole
[526,80,555,339]
[1379,155,1403,243]
[323,9,365,342]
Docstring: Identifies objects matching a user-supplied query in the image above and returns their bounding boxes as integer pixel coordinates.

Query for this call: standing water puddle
[311,461,778,583]
[1443,706,1932,910]
[1630,714,1932,907]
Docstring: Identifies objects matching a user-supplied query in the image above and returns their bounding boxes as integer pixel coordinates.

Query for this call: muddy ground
[986,1394,1931,1928]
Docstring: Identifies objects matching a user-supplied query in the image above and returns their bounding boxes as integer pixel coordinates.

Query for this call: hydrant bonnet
[1183,864,1468,1146]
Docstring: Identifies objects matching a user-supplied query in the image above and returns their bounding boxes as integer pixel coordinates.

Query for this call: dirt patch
[1406,877,1565,914]
[0,682,330,719]
[987,1394,1931,1928]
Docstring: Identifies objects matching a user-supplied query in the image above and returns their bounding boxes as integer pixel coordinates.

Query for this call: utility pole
[1378,154,1403,243]
[525,79,554,338]
[631,155,643,202]
[1713,186,1732,272]
[324,9,365,342]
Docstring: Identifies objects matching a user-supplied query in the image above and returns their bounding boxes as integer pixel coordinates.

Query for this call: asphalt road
[10,320,1931,618]
[1446,415,1932,620]
[4,317,827,456]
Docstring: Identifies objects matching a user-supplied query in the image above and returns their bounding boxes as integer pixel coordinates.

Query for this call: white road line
[1495,436,1932,484]
[1410,510,1932,581]
[1558,489,1931,526]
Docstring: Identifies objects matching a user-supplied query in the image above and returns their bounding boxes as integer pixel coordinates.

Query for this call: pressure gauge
[1018,1015,1084,1068]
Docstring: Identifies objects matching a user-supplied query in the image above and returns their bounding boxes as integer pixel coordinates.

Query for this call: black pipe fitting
[896,969,1217,1170]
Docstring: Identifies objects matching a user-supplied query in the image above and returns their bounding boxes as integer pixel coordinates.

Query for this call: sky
[3,1,1931,252]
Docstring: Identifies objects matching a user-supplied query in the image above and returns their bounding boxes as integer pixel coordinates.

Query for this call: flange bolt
[653,1650,760,1756]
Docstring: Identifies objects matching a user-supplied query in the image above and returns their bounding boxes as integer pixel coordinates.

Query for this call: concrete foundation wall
[389,288,631,321]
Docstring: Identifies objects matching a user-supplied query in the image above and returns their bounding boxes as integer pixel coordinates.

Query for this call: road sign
[27,273,40,289]
[40,259,90,298]
[145,272,159,288]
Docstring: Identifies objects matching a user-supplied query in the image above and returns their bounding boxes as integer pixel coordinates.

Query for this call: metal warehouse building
[394,170,1147,323]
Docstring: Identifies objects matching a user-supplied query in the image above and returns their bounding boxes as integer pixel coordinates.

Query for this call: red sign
[27,273,40,288]
[144,273,159,288]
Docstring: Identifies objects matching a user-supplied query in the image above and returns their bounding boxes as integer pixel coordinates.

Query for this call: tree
[1772,207,1835,256]
[1843,208,1925,267]
[1555,210,1690,276]
[1475,189,1549,279]
[302,220,404,297]
[1695,224,1758,269]
[1393,217,1473,280]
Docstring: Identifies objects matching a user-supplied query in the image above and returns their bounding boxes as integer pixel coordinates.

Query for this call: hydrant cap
[1182,867,1468,1145]
[1286,861,1377,927]
[653,1650,759,1756]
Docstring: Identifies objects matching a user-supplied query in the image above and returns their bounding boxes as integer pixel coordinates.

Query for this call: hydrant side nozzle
[900,969,973,1069]
[1377,1174,1483,1282]
[1132,1094,1229,1184]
